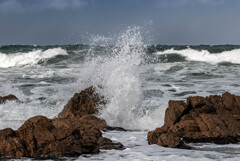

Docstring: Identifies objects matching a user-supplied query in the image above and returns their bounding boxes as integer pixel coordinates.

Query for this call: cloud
[47,0,86,10]
[0,0,87,13]
[0,0,25,13]
[196,0,225,5]
[156,0,226,8]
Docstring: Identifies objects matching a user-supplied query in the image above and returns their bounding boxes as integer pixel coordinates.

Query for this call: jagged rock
[148,92,240,149]
[58,86,125,131]
[0,128,26,158]
[0,94,19,104]
[59,86,105,119]
[0,87,123,159]
[97,137,124,150]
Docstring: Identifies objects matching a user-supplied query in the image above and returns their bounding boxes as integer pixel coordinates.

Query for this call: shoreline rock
[0,94,19,104]
[0,87,124,159]
[148,92,240,149]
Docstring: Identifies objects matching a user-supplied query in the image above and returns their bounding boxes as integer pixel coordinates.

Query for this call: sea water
[1,27,240,160]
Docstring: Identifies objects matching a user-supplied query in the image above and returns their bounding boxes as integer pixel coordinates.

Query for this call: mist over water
[1,26,240,160]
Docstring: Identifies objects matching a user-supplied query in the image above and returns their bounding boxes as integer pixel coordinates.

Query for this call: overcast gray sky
[0,0,240,45]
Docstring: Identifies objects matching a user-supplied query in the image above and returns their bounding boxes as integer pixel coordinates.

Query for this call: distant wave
[0,48,68,68]
[155,48,240,64]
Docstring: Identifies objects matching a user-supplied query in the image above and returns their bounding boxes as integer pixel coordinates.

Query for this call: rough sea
[1,27,240,160]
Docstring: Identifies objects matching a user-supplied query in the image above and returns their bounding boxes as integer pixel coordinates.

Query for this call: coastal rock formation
[59,86,105,119]
[0,87,123,159]
[58,86,125,131]
[0,94,19,104]
[148,92,240,148]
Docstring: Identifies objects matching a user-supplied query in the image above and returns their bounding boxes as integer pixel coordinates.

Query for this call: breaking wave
[0,48,68,68]
[156,48,240,64]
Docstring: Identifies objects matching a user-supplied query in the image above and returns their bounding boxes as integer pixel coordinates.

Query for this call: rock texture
[148,92,240,149]
[0,87,123,159]
[59,86,105,119]
[0,94,19,104]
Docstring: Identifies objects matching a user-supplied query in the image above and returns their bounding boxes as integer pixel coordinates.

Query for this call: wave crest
[0,48,68,68]
[156,48,240,64]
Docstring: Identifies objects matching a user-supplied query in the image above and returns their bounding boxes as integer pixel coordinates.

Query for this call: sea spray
[75,26,142,129]
[76,26,165,130]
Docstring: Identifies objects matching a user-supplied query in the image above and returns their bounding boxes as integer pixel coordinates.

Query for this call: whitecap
[0,48,68,68]
[156,48,240,64]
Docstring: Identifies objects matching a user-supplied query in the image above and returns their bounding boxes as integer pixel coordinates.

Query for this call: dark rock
[0,87,123,159]
[148,92,240,149]
[164,100,188,125]
[97,137,124,150]
[0,128,26,158]
[0,94,19,104]
[58,86,106,119]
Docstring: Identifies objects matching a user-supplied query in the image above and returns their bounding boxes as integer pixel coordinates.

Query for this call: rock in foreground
[0,87,123,159]
[148,92,240,148]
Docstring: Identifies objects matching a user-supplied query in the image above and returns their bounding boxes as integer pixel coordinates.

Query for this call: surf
[156,48,240,64]
[0,48,68,68]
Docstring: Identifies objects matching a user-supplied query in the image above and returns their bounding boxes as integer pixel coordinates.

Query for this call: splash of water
[76,26,165,130]
[76,26,143,129]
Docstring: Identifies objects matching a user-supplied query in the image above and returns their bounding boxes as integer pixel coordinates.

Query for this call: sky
[0,0,240,45]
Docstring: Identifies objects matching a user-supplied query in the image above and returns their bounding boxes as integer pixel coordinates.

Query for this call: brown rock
[148,92,240,149]
[187,96,206,108]
[164,100,188,125]
[0,87,124,159]
[58,86,105,119]
[0,115,123,159]
[0,94,19,104]
[0,128,26,158]
[222,92,239,110]
[97,137,124,150]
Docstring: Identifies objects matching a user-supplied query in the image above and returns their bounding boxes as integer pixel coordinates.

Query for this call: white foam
[156,48,240,64]
[0,48,68,68]
[77,131,240,161]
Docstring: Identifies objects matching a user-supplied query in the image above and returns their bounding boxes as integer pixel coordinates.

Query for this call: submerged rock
[148,92,240,149]
[0,94,19,104]
[0,87,123,159]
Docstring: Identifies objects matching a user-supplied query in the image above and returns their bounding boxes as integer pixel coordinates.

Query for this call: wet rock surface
[148,92,240,149]
[59,86,105,119]
[0,94,19,104]
[0,87,123,159]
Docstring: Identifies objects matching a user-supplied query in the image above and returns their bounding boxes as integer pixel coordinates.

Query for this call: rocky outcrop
[0,87,123,159]
[148,92,240,149]
[0,94,19,104]
[59,86,105,119]
[58,86,125,131]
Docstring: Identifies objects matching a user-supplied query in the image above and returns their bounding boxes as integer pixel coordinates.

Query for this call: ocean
[1,27,240,160]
